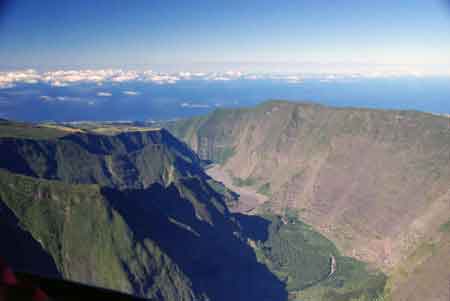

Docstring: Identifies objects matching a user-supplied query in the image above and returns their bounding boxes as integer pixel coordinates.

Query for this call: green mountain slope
[162,100,450,300]
[236,213,387,301]
[0,122,285,301]
[0,170,195,300]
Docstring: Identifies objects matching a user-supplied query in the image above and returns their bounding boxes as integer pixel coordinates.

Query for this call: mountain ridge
[0,124,286,300]
[1,107,448,300]
[162,100,450,300]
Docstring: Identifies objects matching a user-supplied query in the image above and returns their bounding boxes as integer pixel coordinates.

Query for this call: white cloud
[180,102,211,109]
[50,81,68,87]
[284,75,303,84]
[212,76,231,81]
[111,70,139,82]
[1,66,449,89]
[0,69,40,89]
[225,70,242,77]
[39,95,83,102]
[40,95,53,101]
[144,72,179,84]
[59,96,80,101]
[177,72,192,79]
[97,92,112,97]
[122,90,139,96]
[0,69,144,87]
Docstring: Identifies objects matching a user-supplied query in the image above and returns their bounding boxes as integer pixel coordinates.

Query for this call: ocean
[0,77,449,122]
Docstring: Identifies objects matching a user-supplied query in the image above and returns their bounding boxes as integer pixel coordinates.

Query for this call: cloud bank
[0,66,448,89]
[97,92,112,97]
[180,102,211,109]
[122,90,140,96]
[39,95,90,103]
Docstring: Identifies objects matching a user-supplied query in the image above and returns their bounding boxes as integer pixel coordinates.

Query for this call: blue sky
[0,0,450,72]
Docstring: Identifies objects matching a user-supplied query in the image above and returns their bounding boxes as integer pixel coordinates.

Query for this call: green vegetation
[215,146,235,165]
[159,116,207,145]
[232,176,257,187]
[0,120,68,139]
[206,178,238,207]
[0,126,288,301]
[8,112,448,300]
[284,207,300,220]
[383,232,450,301]
[257,182,271,196]
[439,219,450,232]
[296,258,387,301]
[247,214,387,301]
[252,215,338,290]
[162,100,450,301]
[160,108,248,163]
[0,128,204,188]
[0,169,194,300]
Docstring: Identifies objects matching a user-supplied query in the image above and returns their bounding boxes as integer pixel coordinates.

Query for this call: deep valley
[1,100,449,300]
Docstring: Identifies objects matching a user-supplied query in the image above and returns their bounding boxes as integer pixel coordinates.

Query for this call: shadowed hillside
[234,213,387,301]
[162,100,450,300]
[0,121,286,301]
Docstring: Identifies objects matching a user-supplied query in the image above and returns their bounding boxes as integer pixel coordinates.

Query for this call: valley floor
[207,164,387,301]
[206,165,268,213]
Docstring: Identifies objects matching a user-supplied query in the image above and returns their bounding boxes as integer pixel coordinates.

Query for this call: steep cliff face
[163,100,450,299]
[2,108,448,300]
[0,128,204,189]
[0,121,285,301]
[163,109,247,164]
[0,169,196,300]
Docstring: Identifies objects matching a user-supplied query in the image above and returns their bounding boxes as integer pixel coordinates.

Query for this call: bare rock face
[164,101,450,273]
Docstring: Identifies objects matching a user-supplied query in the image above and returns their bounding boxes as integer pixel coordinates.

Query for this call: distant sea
[0,77,449,122]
